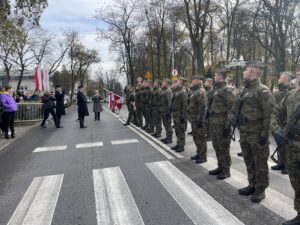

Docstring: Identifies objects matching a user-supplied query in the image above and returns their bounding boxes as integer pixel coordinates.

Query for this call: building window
[25,86,28,90]
[20,86,24,90]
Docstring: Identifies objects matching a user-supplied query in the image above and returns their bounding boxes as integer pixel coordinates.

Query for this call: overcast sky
[39,0,115,77]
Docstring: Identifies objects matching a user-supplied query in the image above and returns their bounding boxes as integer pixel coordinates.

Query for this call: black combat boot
[5,132,9,139]
[195,157,207,164]
[161,137,167,142]
[154,133,161,138]
[151,132,158,137]
[216,170,231,180]
[123,123,130,126]
[282,167,289,175]
[238,185,255,196]
[209,167,222,175]
[190,154,200,160]
[163,138,172,144]
[11,131,15,138]
[283,214,300,225]
[171,145,179,150]
[250,189,265,203]
[187,131,193,135]
[271,163,284,170]
[175,144,184,152]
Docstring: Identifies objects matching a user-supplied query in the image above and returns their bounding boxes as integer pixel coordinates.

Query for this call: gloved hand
[223,128,231,138]
[272,128,288,146]
[181,117,186,124]
[259,135,269,146]
[197,120,203,128]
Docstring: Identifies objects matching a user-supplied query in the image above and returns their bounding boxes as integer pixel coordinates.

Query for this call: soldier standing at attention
[187,83,195,136]
[151,80,162,138]
[236,62,275,203]
[271,71,293,174]
[140,81,148,131]
[160,79,173,144]
[208,69,235,180]
[124,85,136,126]
[188,75,207,164]
[170,77,188,152]
[135,83,143,128]
[144,81,154,133]
[271,67,300,225]
[204,78,214,141]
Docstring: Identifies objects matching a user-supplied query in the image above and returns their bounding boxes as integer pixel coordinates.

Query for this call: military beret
[246,61,266,70]
[192,75,204,80]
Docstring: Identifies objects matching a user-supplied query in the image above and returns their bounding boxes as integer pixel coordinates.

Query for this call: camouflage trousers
[173,116,186,145]
[160,112,173,138]
[211,124,231,171]
[135,107,143,127]
[191,122,207,158]
[152,108,162,134]
[240,132,270,190]
[145,107,154,130]
[277,145,288,167]
[287,145,300,213]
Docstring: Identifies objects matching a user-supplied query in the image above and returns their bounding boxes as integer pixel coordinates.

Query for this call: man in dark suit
[55,85,65,128]
[77,85,89,128]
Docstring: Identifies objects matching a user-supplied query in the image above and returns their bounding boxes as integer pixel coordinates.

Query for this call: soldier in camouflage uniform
[145,81,154,133]
[188,75,207,164]
[235,62,275,203]
[135,83,144,128]
[151,80,162,138]
[208,69,235,180]
[271,72,293,174]
[271,68,300,225]
[159,79,173,144]
[170,77,188,152]
[140,82,147,130]
[124,85,136,126]
[204,78,214,141]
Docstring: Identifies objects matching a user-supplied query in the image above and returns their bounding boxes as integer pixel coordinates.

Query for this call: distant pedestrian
[77,85,89,128]
[40,91,57,128]
[0,86,17,139]
[92,90,103,121]
[55,86,65,128]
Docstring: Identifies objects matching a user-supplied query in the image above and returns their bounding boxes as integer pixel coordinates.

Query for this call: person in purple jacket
[0,86,17,139]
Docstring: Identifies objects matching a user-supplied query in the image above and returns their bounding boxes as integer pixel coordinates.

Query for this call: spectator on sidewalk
[55,86,65,128]
[0,86,18,139]
[92,90,103,121]
[30,91,40,102]
[40,91,57,128]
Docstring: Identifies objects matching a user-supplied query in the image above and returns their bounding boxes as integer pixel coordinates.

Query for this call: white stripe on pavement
[201,157,296,220]
[111,139,139,145]
[147,161,244,225]
[7,174,64,225]
[76,142,104,149]
[93,167,145,225]
[118,119,174,160]
[33,145,67,153]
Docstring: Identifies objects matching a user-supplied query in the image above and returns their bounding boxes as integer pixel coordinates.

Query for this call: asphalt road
[0,105,294,225]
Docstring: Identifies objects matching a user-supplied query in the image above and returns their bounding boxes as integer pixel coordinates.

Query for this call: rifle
[230,88,246,141]
[271,103,300,163]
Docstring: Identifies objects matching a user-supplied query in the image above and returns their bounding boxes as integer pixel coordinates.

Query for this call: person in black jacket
[41,91,57,128]
[77,85,89,128]
[55,86,65,128]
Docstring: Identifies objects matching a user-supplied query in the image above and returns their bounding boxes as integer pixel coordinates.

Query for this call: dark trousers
[94,112,100,120]
[79,116,85,127]
[126,107,135,124]
[56,114,62,127]
[41,109,57,126]
[2,112,15,135]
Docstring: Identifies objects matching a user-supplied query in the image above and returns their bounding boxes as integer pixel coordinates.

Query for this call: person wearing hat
[204,78,214,141]
[40,91,57,128]
[77,85,89,128]
[170,76,188,152]
[234,61,275,203]
[151,79,162,138]
[144,80,154,133]
[188,75,207,163]
[159,78,173,144]
[271,71,293,174]
[55,85,65,128]
[207,68,235,180]
[135,83,143,127]
[271,67,300,225]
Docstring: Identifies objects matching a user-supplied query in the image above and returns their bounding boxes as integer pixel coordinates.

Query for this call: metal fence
[15,103,43,122]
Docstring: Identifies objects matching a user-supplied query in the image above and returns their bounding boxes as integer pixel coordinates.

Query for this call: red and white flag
[109,92,124,113]
[34,65,50,91]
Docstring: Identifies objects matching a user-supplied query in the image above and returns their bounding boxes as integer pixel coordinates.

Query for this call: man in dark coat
[55,86,65,128]
[77,85,89,128]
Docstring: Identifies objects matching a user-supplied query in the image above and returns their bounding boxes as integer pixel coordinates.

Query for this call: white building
[0,69,36,92]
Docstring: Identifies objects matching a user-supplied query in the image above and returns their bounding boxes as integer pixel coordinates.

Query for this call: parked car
[64,95,71,108]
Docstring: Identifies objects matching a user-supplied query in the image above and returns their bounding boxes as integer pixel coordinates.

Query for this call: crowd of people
[124,61,300,225]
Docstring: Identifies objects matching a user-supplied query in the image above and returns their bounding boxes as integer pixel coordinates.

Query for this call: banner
[108,92,124,113]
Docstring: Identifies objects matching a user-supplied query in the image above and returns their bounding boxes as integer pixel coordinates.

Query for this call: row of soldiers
[124,62,300,225]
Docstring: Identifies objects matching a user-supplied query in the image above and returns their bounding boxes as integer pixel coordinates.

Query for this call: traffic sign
[172,69,178,77]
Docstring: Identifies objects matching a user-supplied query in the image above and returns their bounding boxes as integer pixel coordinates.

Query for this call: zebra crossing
[5,158,294,225]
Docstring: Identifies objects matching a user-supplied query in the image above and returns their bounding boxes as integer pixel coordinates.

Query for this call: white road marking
[111,139,139,145]
[119,118,183,159]
[147,161,244,225]
[7,174,64,225]
[201,157,296,220]
[93,167,145,225]
[33,145,67,153]
[76,142,104,149]
[118,119,174,160]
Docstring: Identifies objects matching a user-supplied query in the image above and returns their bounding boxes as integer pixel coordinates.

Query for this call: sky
[39,0,115,78]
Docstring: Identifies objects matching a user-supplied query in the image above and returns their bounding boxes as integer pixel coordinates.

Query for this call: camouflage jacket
[171,86,188,119]
[209,81,235,128]
[273,84,290,104]
[159,87,172,114]
[152,87,161,110]
[187,85,207,123]
[135,88,143,108]
[144,87,153,108]
[126,90,135,110]
[237,79,275,136]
